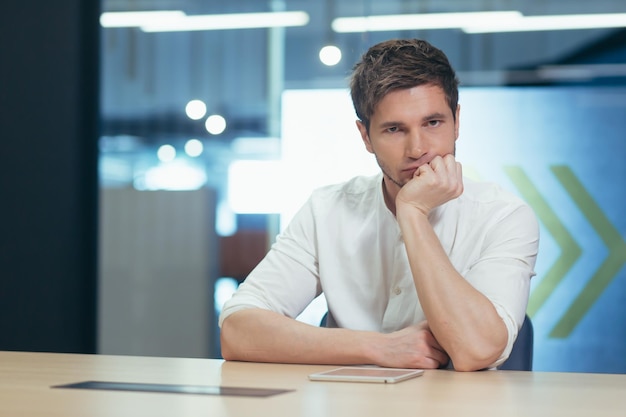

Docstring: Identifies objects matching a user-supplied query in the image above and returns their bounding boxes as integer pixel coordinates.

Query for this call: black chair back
[498,315,534,371]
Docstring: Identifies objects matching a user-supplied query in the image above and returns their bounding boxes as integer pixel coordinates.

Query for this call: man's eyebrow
[378,120,405,128]
[422,112,448,121]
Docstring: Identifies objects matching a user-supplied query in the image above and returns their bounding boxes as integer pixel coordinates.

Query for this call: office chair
[319,313,534,371]
[498,315,534,371]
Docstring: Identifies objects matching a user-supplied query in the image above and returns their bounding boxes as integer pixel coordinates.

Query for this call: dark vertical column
[0,1,100,353]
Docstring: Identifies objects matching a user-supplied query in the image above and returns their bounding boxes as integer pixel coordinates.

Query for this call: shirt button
[394,287,402,295]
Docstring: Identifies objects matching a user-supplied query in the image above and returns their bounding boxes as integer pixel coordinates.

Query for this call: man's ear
[454,104,461,140]
[356,120,374,153]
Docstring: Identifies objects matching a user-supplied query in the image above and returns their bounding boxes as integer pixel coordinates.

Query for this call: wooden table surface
[1,350,625,417]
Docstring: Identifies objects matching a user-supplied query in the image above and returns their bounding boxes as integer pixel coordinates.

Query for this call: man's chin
[382,174,405,190]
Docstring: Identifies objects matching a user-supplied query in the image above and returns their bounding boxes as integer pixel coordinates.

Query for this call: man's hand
[374,321,449,369]
[396,154,463,216]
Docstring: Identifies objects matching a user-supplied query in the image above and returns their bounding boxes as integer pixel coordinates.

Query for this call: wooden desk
[1,351,624,417]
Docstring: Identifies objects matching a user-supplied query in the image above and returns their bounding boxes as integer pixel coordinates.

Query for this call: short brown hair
[350,39,459,130]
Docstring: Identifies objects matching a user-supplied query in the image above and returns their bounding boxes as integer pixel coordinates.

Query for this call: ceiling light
[185,99,207,120]
[141,11,310,32]
[205,115,227,135]
[184,139,204,157]
[157,144,176,163]
[100,11,186,28]
[332,11,523,32]
[463,13,626,33]
[319,45,342,66]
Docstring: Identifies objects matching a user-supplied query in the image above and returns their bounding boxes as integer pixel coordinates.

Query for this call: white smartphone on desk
[308,367,424,384]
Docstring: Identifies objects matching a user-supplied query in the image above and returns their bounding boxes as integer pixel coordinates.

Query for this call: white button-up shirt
[220,173,539,365]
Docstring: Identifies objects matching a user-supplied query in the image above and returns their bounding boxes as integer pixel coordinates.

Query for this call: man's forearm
[396,206,507,371]
[220,308,377,365]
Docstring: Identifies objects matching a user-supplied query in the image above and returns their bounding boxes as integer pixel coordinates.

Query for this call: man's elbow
[219,319,239,361]
[450,342,506,372]
[452,356,497,372]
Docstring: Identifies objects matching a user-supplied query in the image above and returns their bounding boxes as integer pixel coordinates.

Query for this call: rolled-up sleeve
[218,199,322,327]
[463,203,539,367]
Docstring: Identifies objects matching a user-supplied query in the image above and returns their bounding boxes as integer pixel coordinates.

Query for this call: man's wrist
[395,202,430,230]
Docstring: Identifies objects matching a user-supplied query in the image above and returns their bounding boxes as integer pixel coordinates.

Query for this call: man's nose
[405,130,425,158]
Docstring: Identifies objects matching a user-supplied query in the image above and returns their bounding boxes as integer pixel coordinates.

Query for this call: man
[219,39,539,371]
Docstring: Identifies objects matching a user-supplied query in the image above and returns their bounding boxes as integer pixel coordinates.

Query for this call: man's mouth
[402,165,420,174]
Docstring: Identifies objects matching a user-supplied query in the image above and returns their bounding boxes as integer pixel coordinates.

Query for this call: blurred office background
[2,0,625,373]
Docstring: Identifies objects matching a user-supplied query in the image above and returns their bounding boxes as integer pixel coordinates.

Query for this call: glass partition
[98,0,626,371]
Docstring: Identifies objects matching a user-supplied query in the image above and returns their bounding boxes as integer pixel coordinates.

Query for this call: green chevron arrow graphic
[504,166,582,317]
[549,166,626,338]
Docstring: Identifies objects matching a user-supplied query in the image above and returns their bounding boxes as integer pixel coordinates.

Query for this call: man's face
[356,84,460,199]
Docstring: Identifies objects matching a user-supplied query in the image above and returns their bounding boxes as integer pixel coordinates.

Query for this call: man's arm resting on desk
[398,207,510,371]
[220,308,449,369]
[395,157,512,372]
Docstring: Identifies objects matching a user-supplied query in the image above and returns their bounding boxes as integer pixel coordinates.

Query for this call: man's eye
[427,120,441,127]
[386,126,399,133]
